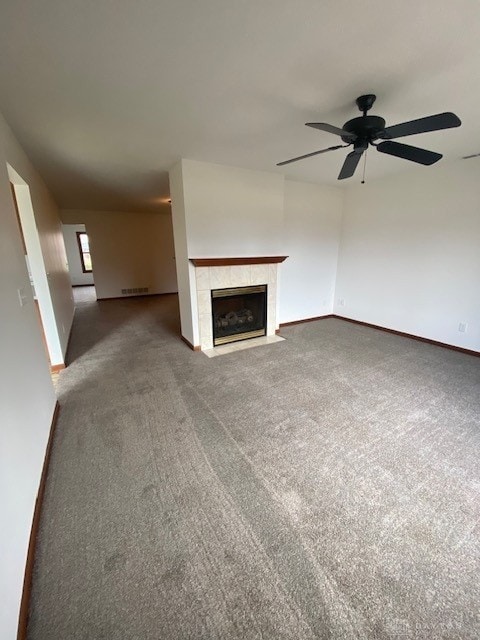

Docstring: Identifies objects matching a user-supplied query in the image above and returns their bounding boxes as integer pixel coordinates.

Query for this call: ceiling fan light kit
[277,94,461,181]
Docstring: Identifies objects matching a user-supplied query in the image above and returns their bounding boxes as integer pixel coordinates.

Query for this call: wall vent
[121,287,149,295]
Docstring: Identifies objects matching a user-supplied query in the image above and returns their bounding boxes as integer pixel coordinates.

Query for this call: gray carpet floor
[28,288,480,639]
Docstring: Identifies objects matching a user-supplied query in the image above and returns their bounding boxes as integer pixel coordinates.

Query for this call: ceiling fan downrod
[356,94,376,117]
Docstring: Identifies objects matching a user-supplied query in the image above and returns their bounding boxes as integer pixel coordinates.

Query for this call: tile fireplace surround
[190,257,288,351]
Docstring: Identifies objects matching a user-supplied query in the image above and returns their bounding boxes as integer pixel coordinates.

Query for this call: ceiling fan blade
[377,141,442,165]
[276,144,348,167]
[379,112,461,139]
[306,122,357,140]
[338,150,363,180]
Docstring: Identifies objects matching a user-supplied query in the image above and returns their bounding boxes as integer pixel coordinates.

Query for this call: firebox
[211,285,267,346]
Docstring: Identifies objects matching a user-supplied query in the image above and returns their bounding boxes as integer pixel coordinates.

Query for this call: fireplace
[212,285,267,346]
[190,257,288,351]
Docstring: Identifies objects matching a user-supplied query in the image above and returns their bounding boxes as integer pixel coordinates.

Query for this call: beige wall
[0,112,72,639]
[61,209,178,299]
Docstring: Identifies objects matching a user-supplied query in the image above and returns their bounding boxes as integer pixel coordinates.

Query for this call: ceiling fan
[277,94,461,180]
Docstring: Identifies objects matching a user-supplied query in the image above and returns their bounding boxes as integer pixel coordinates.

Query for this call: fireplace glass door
[211,285,267,346]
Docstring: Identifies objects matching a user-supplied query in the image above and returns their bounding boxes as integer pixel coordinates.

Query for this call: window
[76,232,93,272]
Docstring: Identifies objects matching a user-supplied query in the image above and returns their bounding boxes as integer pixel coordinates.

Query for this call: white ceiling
[0,0,478,212]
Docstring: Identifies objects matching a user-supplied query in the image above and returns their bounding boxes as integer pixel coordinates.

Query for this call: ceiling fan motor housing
[341,116,386,144]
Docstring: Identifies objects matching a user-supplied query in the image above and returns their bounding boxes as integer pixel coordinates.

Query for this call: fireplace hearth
[212,285,267,346]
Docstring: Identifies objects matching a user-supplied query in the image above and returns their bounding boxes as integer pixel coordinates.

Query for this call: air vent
[462,153,480,159]
[121,287,149,295]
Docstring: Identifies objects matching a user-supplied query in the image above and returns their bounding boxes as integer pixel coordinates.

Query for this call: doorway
[8,164,64,369]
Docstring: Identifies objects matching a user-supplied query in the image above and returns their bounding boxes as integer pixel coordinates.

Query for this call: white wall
[169,162,198,345]
[169,159,287,345]
[335,161,480,351]
[171,157,480,352]
[281,180,343,323]
[61,209,178,299]
[0,112,69,639]
[181,159,285,257]
[62,224,95,286]
[170,160,347,341]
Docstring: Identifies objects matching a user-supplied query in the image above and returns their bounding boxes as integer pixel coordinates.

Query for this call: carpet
[27,289,480,639]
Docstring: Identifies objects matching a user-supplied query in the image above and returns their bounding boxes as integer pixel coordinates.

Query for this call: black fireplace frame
[211,284,268,346]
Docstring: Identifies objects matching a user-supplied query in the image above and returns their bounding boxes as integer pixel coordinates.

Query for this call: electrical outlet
[458,322,468,333]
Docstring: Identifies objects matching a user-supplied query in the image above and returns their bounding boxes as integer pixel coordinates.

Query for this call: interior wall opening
[61,223,96,299]
[7,163,64,368]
